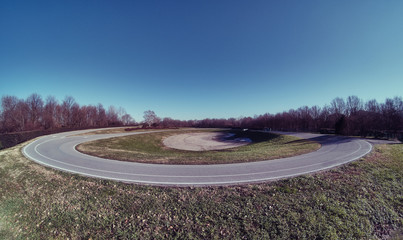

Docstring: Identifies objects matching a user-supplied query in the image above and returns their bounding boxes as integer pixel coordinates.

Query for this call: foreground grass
[0,141,402,239]
[77,129,320,164]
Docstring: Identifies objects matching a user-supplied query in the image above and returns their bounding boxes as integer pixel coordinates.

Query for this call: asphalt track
[22,129,373,186]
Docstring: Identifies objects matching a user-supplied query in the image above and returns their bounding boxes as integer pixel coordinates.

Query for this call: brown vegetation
[1,94,402,149]
[0,94,135,134]
[0,94,137,149]
[1,139,401,239]
[160,96,403,140]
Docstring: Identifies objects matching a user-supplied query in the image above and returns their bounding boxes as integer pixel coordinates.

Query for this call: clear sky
[1,0,402,121]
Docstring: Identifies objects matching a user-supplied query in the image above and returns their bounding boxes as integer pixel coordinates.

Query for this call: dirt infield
[163,132,251,151]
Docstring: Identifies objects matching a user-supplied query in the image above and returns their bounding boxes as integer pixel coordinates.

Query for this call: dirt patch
[163,132,251,151]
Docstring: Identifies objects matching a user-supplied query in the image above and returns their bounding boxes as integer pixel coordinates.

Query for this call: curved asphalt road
[22,129,373,186]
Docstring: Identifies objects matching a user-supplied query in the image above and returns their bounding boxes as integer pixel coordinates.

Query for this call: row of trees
[250,96,403,137]
[0,94,135,133]
[2,93,402,138]
[150,96,403,138]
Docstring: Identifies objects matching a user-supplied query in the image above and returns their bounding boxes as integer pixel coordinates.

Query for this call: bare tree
[395,97,403,132]
[296,106,311,131]
[1,92,402,139]
[43,96,58,129]
[107,106,120,126]
[143,110,160,127]
[365,99,380,113]
[346,95,363,116]
[309,105,321,131]
[70,103,83,127]
[381,97,402,134]
[331,97,346,116]
[96,104,108,127]
[61,96,76,127]
[121,114,134,126]
[14,99,29,131]
[1,96,20,132]
[117,107,126,121]
[26,93,44,129]
[84,105,98,127]
[55,104,64,128]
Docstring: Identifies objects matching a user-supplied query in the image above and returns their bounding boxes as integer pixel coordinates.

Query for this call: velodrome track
[22,129,373,186]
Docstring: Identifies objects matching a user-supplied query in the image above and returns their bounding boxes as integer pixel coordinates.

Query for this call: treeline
[157,96,403,139]
[1,94,403,139]
[0,93,135,133]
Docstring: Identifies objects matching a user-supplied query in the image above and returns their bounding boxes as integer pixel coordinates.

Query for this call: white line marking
[22,131,373,185]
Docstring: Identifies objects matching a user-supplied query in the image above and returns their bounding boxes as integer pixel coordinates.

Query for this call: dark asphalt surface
[22,129,373,186]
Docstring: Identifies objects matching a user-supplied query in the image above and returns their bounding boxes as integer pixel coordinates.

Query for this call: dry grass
[0,140,402,239]
[73,127,130,136]
[77,130,321,164]
[73,127,187,136]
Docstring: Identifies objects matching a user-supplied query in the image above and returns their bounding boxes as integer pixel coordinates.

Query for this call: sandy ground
[163,132,251,151]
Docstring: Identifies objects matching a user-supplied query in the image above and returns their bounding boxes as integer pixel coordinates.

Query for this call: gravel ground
[163,132,251,151]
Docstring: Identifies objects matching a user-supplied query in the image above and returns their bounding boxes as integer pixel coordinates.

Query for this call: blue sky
[1,0,402,121]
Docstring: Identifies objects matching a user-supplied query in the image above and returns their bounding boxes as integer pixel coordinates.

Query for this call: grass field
[76,129,321,164]
[73,126,166,136]
[0,138,402,239]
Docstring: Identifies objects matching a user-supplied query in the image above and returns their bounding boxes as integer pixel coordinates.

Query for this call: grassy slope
[77,130,320,164]
[0,141,402,239]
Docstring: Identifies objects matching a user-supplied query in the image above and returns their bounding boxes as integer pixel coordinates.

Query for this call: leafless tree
[26,93,44,129]
[61,96,76,127]
[107,106,120,126]
[83,105,98,127]
[365,99,380,113]
[96,104,108,127]
[161,117,175,128]
[331,97,347,116]
[346,95,363,116]
[381,97,402,134]
[309,105,321,131]
[14,99,29,132]
[1,96,20,132]
[43,96,58,129]
[121,113,134,126]
[143,110,160,127]
[1,93,402,139]
[70,103,83,127]
[296,106,311,131]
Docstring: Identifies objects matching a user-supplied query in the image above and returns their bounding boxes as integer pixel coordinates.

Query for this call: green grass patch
[77,129,320,164]
[0,140,402,239]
